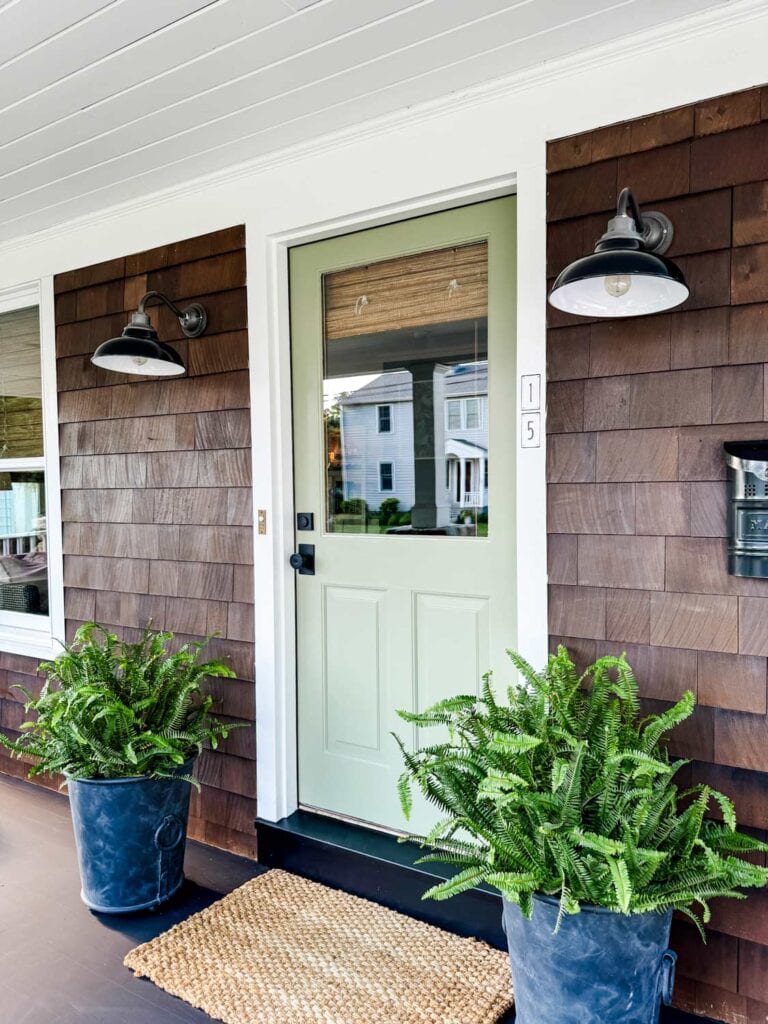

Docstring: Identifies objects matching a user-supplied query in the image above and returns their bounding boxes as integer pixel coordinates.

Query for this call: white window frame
[376,404,392,433]
[0,279,64,659]
[378,461,395,492]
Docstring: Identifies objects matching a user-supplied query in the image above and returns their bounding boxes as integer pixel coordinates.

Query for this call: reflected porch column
[406,361,451,530]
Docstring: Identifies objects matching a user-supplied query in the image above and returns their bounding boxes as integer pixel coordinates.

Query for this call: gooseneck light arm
[601,187,674,255]
[131,290,208,338]
[616,187,643,233]
[137,290,187,320]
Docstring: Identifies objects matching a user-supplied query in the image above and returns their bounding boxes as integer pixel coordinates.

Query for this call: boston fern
[395,646,768,934]
[0,622,241,784]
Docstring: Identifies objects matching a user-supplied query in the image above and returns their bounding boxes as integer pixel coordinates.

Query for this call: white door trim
[250,170,546,824]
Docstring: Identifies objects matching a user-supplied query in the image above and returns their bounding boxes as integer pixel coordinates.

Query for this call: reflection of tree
[325,402,343,514]
[325,393,348,466]
[324,401,342,460]
[324,402,341,430]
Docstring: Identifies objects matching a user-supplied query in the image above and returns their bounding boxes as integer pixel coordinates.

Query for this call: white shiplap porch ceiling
[0,0,747,240]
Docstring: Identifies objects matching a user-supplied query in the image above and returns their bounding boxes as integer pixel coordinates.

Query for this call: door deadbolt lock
[289,544,315,575]
[296,512,314,531]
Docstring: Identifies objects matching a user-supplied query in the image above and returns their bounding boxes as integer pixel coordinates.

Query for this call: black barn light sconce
[548,187,689,318]
[91,290,207,377]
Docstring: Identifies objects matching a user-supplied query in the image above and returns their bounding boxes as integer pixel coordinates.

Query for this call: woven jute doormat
[124,868,513,1024]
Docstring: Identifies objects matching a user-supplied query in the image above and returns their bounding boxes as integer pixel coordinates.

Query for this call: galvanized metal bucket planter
[67,764,193,914]
[502,894,677,1024]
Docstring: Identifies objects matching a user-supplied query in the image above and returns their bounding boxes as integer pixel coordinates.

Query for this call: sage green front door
[290,197,517,834]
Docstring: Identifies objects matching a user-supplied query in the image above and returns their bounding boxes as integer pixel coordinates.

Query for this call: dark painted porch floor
[0,773,708,1024]
[0,773,263,1023]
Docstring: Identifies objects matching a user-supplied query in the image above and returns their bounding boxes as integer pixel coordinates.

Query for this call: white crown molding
[0,0,765,259]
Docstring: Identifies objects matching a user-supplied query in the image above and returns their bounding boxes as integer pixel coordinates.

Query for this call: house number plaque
[520,373,542,448]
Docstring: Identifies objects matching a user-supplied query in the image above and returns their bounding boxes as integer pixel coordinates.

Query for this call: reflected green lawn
[331,517,489,537]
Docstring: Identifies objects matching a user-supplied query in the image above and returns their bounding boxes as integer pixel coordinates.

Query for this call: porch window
[0,283,63,657]
[379,462,394,491]
[377,404,392,433]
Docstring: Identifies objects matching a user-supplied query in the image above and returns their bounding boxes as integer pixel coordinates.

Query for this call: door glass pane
[323,241,488,537]
[0,306,43,459]
[0,470,48,615]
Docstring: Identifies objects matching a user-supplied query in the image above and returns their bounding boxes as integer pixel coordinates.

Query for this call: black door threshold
[255,809,506,947]
[255,810,714,1024]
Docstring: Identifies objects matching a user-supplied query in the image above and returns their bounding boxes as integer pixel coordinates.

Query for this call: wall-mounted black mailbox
[725,441,768,578]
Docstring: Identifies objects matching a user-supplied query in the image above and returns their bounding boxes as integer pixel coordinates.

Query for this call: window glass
[0,305,49,619]
[0,307,43,459]
[0,471,48,615]
[322,241,488,536]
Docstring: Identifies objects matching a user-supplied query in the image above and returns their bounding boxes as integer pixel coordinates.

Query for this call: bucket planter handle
[659,949,677,1007]
[154,814,186,851]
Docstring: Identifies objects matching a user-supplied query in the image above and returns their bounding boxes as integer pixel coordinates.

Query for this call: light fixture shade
[548,186,689,319]
[549,247,689,318]
[91,324,186,377]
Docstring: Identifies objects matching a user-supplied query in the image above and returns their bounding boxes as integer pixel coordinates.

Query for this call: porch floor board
[0,773,707,1023]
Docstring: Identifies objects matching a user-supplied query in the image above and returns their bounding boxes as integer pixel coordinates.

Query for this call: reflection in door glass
[323,241,488,536]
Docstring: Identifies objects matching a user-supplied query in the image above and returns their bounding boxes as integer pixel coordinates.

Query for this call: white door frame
[250,169,548,823]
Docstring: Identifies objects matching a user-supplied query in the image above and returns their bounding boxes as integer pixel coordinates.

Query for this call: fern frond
[0,622,245,783]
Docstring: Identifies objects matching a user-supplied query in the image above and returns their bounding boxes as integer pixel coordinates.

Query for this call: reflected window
[465,398,481,430]
[323,241,489,537]
[377,405,392,433]
[446,400,462,431]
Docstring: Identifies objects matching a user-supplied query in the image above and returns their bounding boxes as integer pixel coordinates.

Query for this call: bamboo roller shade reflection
[323,241,488,341]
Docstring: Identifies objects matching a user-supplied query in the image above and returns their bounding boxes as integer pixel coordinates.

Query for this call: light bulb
[131,355,148,367]
[604,274,632,299]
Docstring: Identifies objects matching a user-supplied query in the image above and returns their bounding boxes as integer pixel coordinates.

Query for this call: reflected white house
[338,361,488,518]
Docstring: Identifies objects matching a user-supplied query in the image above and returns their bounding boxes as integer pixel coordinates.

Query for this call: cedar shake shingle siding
[0,227,255,859]
[547,84,768,1022]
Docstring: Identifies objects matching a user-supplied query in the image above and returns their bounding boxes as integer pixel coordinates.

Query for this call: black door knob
[289,544,315,575]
